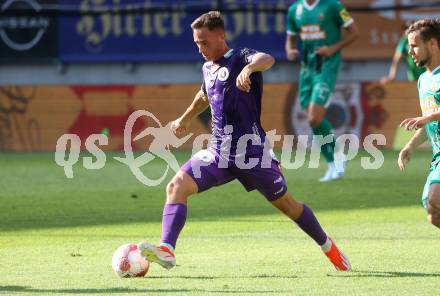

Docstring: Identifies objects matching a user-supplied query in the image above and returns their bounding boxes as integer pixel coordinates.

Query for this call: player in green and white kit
[285,0,359,182]
[381,21,425,83]
[398,19,440,230]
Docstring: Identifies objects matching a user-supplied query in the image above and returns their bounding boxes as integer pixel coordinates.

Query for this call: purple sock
[161,203,187,249]
[294,204,327,245]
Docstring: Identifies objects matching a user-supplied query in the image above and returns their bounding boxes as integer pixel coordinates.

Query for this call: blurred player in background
[138,11,351,272]
[381,21,425,84]
[285,0,359,182]
[398,19,440,230]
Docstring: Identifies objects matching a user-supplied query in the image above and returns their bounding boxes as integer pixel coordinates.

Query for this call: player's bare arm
[398,128,427,171]
[171,90,209,136]
[316,22,360,57]
[285,34,299,61]
[236,52,275,92]
[380,50,403,84]
[400,110,440,131]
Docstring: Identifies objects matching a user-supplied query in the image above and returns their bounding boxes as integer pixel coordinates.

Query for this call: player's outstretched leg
[271,193,351,271]
[139,171,198,270]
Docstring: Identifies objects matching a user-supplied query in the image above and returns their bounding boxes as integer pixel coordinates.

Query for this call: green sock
[312,119,335,163]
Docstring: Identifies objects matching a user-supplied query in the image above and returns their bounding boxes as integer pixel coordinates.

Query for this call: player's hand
[398,145,412,171]
[170,117,190,137]
[236,66,252,92]
[380,75,394,84]
[286,49,299,61]
[316,45,337,57]
[400,116,430,131]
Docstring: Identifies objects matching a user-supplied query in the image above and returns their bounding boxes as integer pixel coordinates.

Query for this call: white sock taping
[160,242,175,253]
[328,162,336,171]
[320,237,332,253]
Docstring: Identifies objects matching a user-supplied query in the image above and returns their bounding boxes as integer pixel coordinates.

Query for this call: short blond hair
[407,19,440,45]
[191,11,224,31]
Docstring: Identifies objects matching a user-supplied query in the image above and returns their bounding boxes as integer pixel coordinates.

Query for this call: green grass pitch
[0,150,439,295]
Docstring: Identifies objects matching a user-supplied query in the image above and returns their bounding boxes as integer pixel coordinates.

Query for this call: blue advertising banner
[58,0,291,62]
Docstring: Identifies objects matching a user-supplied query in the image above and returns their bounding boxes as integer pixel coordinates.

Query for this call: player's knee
[427,213,440,228]
[308,114,323,127]
[166,179,185,198]
[166,180,187,204]
[426,199,440,228]
[166,180,177,197]
[166,173,196,203]
[427,213,433,224]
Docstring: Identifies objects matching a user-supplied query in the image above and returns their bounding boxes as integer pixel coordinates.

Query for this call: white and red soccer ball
[112,243,149,277]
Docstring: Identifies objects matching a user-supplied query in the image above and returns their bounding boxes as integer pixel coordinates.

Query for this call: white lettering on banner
[54,110,386,187]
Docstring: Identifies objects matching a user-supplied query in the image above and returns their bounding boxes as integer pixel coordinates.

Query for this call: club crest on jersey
[218,67,230,81]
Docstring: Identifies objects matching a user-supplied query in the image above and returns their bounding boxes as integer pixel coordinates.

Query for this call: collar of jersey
[212,48,234,64]
[224,49,234,58]
[432,64,440,75]
[424,64,440,77]
[303,0,320,10]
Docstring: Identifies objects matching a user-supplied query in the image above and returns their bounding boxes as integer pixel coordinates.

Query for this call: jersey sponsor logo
[339,8,351,23]
[218,67,229,81]
[300,25,325,40]
[420,96,440,116]
[426,107,440,116]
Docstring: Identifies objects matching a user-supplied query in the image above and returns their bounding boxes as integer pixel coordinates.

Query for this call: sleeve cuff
[342,18,354,28]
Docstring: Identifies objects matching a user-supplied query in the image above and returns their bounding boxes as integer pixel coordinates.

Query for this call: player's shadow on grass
[147,274,297,280]
[328,270,440,278]
[0,285,294,294]
[0,286,191,294]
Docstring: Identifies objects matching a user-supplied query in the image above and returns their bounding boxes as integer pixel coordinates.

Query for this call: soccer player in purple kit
[138,11,351,272]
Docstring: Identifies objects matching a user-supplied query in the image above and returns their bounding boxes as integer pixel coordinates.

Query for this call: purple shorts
[181,149,287,202]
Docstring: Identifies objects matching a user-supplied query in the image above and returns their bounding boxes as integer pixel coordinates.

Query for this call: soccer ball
[112,243,149,277]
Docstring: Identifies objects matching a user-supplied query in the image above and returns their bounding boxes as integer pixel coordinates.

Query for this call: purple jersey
[201,48,267,160]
